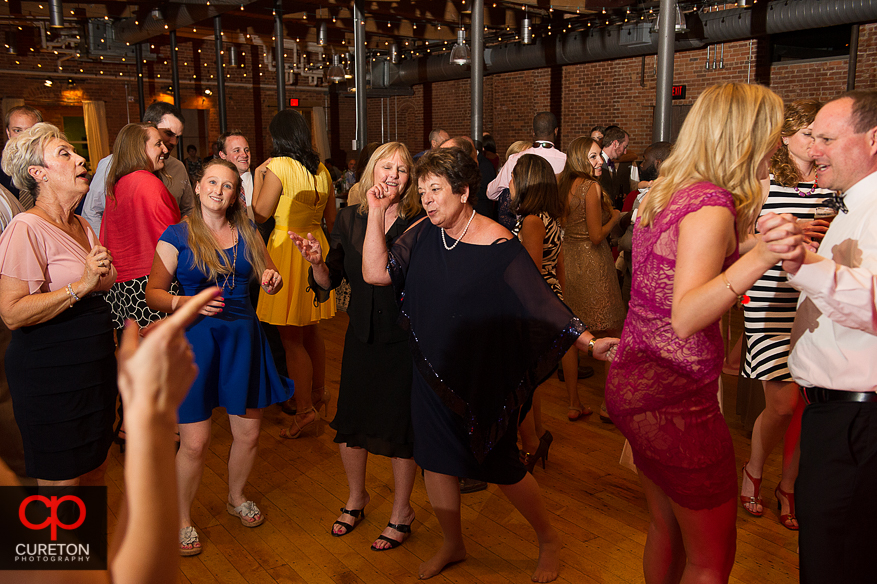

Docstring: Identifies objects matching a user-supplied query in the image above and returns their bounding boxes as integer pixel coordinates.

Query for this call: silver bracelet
[66,283,81,304]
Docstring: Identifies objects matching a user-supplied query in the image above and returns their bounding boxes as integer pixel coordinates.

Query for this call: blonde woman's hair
[558,136,610,221]
[638,83,784,239]
[352,142,422,220]
[186,159,267,282]
[505,140,531,162]
[0,122,65,201]
[771,99,822,188]
[106,122,158,202]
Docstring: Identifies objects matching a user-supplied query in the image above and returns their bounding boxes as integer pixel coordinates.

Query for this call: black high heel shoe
[523,430,553,473]
[113,430,126,454]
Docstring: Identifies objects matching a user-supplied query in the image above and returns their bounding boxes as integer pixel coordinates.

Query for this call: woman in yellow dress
[253,109,336,438]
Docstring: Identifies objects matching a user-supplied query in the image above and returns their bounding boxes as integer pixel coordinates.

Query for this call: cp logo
[19,495,86,541]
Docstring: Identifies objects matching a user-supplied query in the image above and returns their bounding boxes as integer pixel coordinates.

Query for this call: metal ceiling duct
[115,1,262,45]
[374,0,877,88]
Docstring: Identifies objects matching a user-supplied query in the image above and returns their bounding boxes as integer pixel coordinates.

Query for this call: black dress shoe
[459,477,488,493]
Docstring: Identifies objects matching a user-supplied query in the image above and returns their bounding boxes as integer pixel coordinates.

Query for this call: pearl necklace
[441,209,476,251]
[222,224,238,291]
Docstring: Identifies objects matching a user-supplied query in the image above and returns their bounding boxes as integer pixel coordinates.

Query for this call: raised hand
[366,181,392,210]
[757,211,803,253]
[289,231,323,265]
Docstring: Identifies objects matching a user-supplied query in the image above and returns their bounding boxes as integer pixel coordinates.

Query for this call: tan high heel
[312,386,330,416]
[280,407,320,439]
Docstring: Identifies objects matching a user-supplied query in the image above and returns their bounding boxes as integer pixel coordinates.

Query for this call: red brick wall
[375,22,877,160]
[1,22,875,170]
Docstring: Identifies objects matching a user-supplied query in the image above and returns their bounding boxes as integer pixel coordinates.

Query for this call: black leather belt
[801,386,877,404]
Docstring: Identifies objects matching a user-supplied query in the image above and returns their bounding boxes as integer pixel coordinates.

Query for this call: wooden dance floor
[104,310,799,583]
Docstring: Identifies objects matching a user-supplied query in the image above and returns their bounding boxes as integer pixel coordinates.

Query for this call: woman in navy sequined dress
[362,148,617,582]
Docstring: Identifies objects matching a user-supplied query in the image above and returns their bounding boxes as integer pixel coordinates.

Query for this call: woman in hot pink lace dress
[606,83,804,583]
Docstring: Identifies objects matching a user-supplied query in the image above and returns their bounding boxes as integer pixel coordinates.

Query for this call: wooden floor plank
[102,308,798,583]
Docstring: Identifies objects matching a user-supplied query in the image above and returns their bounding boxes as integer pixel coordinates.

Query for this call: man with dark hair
[1,105,43,207]
[639,141,672,184]
[141,101,185,154]
[414,128,450,159]
[486,111,565,201]
[217,130,253,218]
[82,101,194,234]
[781,90,877,584]
[532,112,559,140]
[598,125,631,210]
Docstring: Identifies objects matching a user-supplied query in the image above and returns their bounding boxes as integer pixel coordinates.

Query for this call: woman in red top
[101,122,181,329]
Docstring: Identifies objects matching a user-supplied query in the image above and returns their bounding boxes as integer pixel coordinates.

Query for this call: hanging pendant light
[49,0,64,28]
[327,54,345,82]
[449,29,470,66]
[522,15,532,45]
[675,6,689,33]
[653,6,689,34]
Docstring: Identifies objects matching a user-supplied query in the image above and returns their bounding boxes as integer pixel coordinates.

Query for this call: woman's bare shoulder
[471,215,513,244]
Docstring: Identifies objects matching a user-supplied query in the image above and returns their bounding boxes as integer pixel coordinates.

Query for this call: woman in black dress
[0,123,116,484]
[361,148,618,582]
[291,142,422,551]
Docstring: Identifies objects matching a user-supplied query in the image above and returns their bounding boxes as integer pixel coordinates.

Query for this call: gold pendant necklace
[222,224,238,291]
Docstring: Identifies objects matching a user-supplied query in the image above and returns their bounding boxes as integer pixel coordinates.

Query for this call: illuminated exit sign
[289,98,300,107]
[671,85,686,100]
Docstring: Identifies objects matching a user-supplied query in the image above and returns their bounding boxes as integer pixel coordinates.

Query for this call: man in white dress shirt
[485,112,566,201]
[217,130,253,219]
[781,90,877,584]
[82,102,194,235]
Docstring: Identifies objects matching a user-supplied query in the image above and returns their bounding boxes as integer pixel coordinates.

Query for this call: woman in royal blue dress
[146,159,290,556]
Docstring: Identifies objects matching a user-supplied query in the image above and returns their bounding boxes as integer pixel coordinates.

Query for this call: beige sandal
[227,500,265,527]
[179,526,202,556]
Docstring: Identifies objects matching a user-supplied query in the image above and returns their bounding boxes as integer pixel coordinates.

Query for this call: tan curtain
[82,100,110,171]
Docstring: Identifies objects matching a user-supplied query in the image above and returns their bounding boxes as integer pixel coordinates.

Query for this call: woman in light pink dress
[0,123,116,485]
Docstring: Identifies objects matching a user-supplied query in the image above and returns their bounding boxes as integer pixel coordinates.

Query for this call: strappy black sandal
[370,521,412,551]
[331,507,365,537]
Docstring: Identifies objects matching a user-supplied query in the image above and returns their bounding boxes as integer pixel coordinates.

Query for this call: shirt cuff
[787,257,834,296]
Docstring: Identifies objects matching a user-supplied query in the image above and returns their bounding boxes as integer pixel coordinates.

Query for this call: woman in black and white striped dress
[740,99,834,530]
